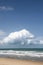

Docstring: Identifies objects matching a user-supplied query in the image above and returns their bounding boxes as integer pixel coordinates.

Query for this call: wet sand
[0,58,43,65]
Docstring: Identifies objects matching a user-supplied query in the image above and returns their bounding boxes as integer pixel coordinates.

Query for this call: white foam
[0,50,43,58]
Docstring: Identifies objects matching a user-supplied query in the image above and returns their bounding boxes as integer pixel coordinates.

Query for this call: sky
[0,0,43,48]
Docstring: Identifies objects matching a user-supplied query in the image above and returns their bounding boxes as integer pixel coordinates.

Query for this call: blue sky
[0,0,43,48]
[0,0,43,36]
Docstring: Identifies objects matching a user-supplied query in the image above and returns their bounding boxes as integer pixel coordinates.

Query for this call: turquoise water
[0,48,43,51]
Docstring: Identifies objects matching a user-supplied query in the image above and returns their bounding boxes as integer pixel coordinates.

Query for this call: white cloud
[0,6,14,11]
[0,29,34,45]
[40,40,43,44]
[0,29,43,48]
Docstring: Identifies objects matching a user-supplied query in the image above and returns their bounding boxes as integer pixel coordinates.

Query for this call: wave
[0,50,43,60]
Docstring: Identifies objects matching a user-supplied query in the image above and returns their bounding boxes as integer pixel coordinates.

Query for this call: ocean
[0,48,43,61]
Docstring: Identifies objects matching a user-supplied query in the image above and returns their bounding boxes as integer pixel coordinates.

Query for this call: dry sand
[0,58,43,65]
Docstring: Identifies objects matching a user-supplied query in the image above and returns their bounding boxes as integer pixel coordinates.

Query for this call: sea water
[0,48,43,61]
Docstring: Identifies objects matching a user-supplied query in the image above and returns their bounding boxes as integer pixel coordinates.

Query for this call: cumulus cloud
[0,6,14,11]
[0,29,34,45]
[0,29,43,48]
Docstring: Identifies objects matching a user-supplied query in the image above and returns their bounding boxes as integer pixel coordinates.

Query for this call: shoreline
[0,58,43,65]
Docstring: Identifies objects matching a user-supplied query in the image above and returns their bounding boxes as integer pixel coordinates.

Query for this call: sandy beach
[0,58,43,65]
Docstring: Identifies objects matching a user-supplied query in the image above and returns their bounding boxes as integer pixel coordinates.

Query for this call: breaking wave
[0,50,43,61]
